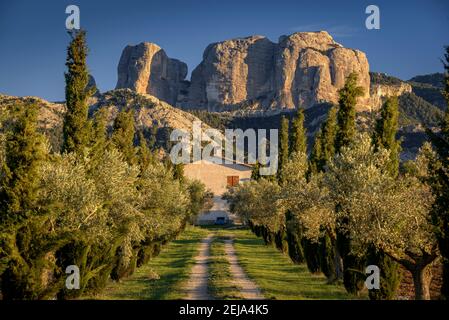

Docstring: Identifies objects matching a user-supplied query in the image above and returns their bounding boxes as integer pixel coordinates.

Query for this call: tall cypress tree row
[335,73,366,294]
[111,109,136,166]
[278,116,290,184]
[62,30,93,154]
[368,96,401,300]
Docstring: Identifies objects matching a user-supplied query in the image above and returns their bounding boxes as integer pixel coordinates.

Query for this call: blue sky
[0,0,448,101]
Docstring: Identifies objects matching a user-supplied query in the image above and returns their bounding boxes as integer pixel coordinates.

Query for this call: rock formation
[186,35,276,111]
[116,31,374,112]
[185,31,371,112]
[370,81,412,109]
[273,32,370,111]
[116,42,187,106]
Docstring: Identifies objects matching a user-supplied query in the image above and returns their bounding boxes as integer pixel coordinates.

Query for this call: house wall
[184,159,252,196]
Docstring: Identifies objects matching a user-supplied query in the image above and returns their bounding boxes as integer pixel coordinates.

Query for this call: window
[227,176,239,187]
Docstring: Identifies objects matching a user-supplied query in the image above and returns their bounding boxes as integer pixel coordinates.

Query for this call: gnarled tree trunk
[385,247,437,300]
[410,265,433,300]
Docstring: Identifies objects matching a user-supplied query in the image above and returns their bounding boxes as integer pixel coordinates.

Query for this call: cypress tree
[368,96,401,300]
[373,96,401,177]
[335,73,364,153]
[137,131,153,173]
[335,73,366,295]
[173,163,185,182]
[111,109,136,166]
[91,108,108,149]
[309,106,337,174]
[148,125,158,149]
[285,211,305,264]
[62,30,93,154]
[251,161,261,180]
[0,105,47,223]
[321,106,338,165]
[291,108,307,155]
[87,108,109,172]
[318,229,338,281]
[309,129,323,175]
[302,238,321,273]
[0,104,51,299]
[285,108,307,264]
[278,116,290,183]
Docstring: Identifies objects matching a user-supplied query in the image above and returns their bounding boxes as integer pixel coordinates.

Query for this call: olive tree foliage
[225,179,283,234]
[39,149,141,265]
[326,135,436,260]
[38,147,196,269]
[338,141,438,300]
[280,151,334,241]
[286,133,437,299]
[137,160,190,240]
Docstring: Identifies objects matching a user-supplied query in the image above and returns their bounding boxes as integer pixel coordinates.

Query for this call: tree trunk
[411,265,433,300]
[384,248,437,300]
[441,258,449,299]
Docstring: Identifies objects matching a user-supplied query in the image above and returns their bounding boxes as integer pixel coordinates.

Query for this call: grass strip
[220,228,360,300]
[85,225,209,300]
[208,236,243,299]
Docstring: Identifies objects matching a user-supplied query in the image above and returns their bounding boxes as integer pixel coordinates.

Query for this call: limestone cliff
[183,31,371,112]
[116,31,373,112]
[116,42,187,106]
[369,72,412,109]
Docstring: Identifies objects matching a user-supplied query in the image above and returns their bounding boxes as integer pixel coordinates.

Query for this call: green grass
[87,226,209,300]
[208,237,242,299]
[216,228,360,300]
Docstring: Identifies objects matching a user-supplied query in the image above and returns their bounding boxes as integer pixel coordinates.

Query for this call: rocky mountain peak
[116,32,375,113]
[116,42,188,106]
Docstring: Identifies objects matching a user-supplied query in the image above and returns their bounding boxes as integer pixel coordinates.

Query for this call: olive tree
[326,134,437,299]
[225,179,283,235]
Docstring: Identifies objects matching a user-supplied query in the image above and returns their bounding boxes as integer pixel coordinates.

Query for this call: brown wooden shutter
[227,176,239,187]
